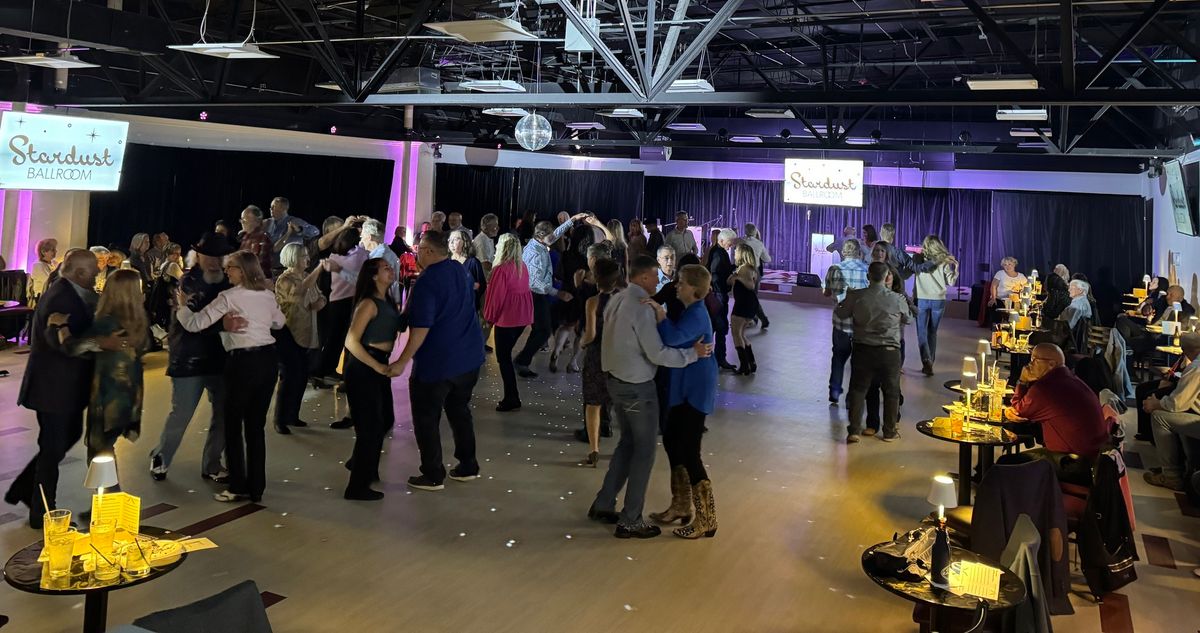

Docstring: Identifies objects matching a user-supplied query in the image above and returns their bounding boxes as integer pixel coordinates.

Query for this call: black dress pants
[224,346,278,499]
[274,328,311,426]
[713,291,730,366]
[866,339,906,431]
[411,368,481,484]
[317,298,353,377]
[1136,378,1175,440]
[663,403,709,484]
[513,294,551,367]
[345,349,394,492]
[493,326,524,405]
[847,344,902,436]
[6,410,84,516]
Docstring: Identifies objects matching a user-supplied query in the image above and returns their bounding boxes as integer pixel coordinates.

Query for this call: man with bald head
[1142,333,1200,491]
[5,249,124,528]
[1004,343,1110,483]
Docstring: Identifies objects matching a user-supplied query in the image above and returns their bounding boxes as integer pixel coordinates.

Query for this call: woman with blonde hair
[727,243,760,375]
[29,238,58,304]
[177,250,284,503]
[483,234,533,411]
[913,235,959,375]
[627,217,648,262]
[273,242,326,434]
[49,269,148,461]
[607,219,629,270]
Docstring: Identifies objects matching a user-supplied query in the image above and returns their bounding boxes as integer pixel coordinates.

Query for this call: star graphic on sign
[14,117,25,126]
[87,130,99,141]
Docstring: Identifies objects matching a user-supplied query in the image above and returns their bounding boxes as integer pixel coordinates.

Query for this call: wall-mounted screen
[0,112,129,191]
[783,158,864,207]
[1164,159,1198,237]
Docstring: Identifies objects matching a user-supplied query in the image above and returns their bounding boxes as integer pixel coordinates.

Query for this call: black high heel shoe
[586,451,599,467]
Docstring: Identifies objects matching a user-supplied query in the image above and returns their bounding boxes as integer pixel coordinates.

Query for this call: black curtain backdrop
[643,177,992,274]
[989,191,1152,291]
[433,163,516,231]
[89,144,393,249]
[514,168,644,222]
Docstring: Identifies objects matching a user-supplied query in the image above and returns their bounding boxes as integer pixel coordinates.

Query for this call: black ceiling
[1,0,1197,170]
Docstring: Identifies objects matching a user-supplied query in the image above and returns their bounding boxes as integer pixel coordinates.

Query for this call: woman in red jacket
[483,234,533,412]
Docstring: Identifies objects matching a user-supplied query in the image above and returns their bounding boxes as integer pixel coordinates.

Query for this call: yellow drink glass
[43,509,71,541]
[45,528,77,579]
[90,520,116,558]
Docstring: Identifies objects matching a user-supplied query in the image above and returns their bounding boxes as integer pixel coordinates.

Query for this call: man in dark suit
[4,249,122,528]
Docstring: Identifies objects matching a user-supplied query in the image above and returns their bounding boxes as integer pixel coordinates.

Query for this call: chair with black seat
[934,460,1074,617]
[0,270,33,344]
[132,580,273,633]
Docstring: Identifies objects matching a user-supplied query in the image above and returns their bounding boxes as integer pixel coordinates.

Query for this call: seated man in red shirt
[1003,343,1112,484]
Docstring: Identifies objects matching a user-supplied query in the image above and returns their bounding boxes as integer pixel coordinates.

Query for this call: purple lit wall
[384,141,422,240]
[14,190,32,271]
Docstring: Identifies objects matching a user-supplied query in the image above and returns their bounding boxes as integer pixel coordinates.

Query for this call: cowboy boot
[735,347,751,375]
[649,466,693,525]
[746,345,758,374]
[674,479,717,539]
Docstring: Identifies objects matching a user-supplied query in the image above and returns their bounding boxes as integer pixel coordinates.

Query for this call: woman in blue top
[647,264,720,539]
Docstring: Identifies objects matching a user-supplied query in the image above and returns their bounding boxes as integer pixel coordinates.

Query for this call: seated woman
[1042,266,1071,321]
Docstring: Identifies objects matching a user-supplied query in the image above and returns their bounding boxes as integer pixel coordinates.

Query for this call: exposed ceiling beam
[959,0,1052,89]
[555,0,646,98]
[616,0,650,94]
[647,0,746,100]
[53,88,1200,108]
[353,0,445,102]
[274,0,356,96]
[1080,0,1170,90]
[546,137,1176,158]
[1061,0,1075,92]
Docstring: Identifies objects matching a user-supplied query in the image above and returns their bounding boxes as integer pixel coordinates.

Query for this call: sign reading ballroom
[783,158,864,208]
[0,112,129,191]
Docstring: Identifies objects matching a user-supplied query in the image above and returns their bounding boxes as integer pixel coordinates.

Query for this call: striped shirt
[825,258,869,333]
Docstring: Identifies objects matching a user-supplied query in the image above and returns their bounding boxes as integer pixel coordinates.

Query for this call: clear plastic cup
[90,520,116,558]
[43,509,71,541]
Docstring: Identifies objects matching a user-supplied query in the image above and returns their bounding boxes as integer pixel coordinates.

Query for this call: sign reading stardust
[0,112,129,191]
[782,158,864,207]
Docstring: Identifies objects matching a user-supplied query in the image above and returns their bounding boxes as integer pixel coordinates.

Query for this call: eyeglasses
[1030,355,1056,363]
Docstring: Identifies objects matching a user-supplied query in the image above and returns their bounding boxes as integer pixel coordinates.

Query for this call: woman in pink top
[484,234,533,412]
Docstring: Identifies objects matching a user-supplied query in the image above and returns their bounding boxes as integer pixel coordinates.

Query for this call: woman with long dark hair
[342,258,405,500]
[176,250,284,503]
[483,234,533,411]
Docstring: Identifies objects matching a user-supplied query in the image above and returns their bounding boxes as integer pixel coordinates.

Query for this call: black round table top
[861,542,1026,612]
[3,525,186,596]
[993,343,1032,355]
[916,419,1020,447]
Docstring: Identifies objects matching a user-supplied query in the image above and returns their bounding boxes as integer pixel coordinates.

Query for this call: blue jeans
[829,328,853,399]
[593,377,659,527]
[152,375,226,476]
[916,299,946,364]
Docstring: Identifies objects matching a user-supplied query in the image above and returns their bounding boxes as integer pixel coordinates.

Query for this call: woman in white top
[176,250,284,504]
[28,238,58,305]
[912,235,959,375]
[990,256,1028,304]
[158,243,184,281]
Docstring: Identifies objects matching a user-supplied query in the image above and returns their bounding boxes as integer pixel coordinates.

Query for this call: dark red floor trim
[1122,450,1144,470]
[140,503,178,520]
[1176,492,1200,518]
[1142,534,1177,569]
[175,503,265,535]
[1099,592,1134,633]
[260,592,287,608]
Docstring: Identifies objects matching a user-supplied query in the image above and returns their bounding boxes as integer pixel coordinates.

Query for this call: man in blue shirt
[823,238,869,405]
[264,197,319,261]
[514,213,589,377]
[391,231,485,491]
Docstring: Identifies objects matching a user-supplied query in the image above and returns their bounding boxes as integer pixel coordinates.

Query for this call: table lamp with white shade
[976,340,991,384]
[1142,274,1151,294]
[84,455,118,496]
[927,475,957,588]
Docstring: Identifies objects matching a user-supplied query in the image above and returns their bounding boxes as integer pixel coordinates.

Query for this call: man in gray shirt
[836,262,911,443]
[588,254,711,538]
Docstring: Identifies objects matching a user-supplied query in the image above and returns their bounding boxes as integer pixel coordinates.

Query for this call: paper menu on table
[948,561,1001,601]
[90,492,140,535]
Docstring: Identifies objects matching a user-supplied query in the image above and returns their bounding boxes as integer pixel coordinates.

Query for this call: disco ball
[515,113,552,151]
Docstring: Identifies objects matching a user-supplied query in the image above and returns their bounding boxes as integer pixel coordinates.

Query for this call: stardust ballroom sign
[783,158,864,208]
[0,111,129,191]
